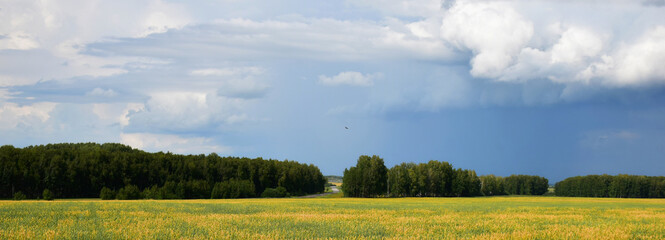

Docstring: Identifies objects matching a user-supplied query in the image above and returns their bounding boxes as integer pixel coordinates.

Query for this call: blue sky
[1,0,665,182]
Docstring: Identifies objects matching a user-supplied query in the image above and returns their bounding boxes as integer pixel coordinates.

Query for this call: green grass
[1,196,664,239]
[318,191,344,198]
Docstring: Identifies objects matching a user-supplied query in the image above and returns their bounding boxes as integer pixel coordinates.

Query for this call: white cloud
[120,103,145,127]
[441,0,534,78]
[0,32,40,50]
[86,88,117,97]
[0,89,13,100]
[188,67,270,99]
[92,103,144,127]
[550,27,604,64]
[86,17,455,62]
[348,0,443,17]
[0,102,57,130]
[138,2,191,37]
[0,0,191,46]
[120,132,231,154]
[469,21,665,91]
[318,71,377,87]
[190,67,264,77]
[126,91,249,133]
[0,103,126,146]
[496,26,606,84]
[436,1,664,93]
[0,0,191,87]
[588,26,665,86]
[0,49,137,87]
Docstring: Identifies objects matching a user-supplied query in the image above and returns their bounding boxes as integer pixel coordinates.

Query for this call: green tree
[13,191,26,201]
[342,155,387,197]
[116,185,141,200]
[480,175,505,196]
[211,179,255,199]
[99,187,116,200]
[260,187,288,198]
[504,175,548,195]
[42,189,54,200]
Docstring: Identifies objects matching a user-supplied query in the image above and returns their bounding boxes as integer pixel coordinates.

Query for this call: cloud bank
[1,0,664,164]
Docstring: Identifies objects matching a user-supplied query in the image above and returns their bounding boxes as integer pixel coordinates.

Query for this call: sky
[1,0,665,182]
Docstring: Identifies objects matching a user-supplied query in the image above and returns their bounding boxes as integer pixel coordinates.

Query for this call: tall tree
[342,155,387,197]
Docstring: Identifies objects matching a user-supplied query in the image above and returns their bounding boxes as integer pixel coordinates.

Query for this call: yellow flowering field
[1,196,664,239]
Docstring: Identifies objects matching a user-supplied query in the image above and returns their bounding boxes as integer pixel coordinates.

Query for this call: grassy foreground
[1,196,664,239]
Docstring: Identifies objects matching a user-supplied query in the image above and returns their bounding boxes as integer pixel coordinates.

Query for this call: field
[1,196,664,239]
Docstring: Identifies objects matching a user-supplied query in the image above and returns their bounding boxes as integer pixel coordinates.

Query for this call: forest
[5,143,664,200]
[555,174,665,198]
[0,143,326,199]
[342,156,549,197]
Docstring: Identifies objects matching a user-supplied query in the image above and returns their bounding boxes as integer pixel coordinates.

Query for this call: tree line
[0,143,326,199]
[555,174,665,198]
[480,174,549,196]
[342,155,549,197]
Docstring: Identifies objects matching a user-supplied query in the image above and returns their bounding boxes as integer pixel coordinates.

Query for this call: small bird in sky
[345,126,349,129]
